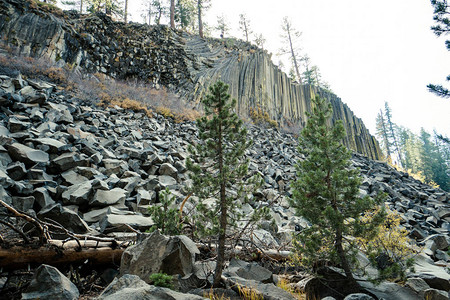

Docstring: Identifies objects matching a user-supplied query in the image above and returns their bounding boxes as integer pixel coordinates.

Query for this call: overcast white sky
[126,0,450,137]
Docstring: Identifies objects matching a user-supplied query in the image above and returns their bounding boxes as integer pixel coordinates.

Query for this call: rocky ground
[0,71,449,300]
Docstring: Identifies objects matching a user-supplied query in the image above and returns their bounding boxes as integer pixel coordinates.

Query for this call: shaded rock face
[21,264,79,300]
[0,0,381,159]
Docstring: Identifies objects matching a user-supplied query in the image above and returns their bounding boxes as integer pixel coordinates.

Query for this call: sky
[125,0,450,137]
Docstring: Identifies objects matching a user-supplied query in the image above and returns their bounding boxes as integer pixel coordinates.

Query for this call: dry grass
[277,277,306,300]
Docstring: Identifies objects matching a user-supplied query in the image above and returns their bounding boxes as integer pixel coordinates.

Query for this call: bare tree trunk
[198,0,204,38]
[80,0,83,13]
[287,24,302,85]
[124,0,128,23]
[170,0,175,29]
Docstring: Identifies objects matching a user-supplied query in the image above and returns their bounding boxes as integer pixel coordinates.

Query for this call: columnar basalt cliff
[0,0,382,159]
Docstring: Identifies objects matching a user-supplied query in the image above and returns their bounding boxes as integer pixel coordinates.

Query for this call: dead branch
[0,199,50,244]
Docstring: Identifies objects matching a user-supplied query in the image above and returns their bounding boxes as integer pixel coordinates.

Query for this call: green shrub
[147,188,182,235]
[149,272,173,288]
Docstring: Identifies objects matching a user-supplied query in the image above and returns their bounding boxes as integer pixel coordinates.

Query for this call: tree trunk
[124,0,128,23]
[287,25,302,85]
[80,0,83,13]
[335,228,359,290]
[213,94,227,288]
[198,0,203,38]
[0,240,124,270]
[170,0,175,29]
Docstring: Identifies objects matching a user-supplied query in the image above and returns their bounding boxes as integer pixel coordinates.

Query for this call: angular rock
[11,196,35,212]
[61,181,92,205]
[225,259,273,284]
[120,231,199,281]
[99,213,153,233]
[7,143,49,166]
[38,203,90,233]
[52,152,89,172]
[22,264,79,300]
[159,162,178,177]
[405,277,430,294]
[33,187,55,209]
[90,188,127,207]
[98,274,206,300]
[6,161,26,180]
[423,288,449,300]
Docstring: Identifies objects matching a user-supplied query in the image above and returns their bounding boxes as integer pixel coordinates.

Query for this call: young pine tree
[290,96,386,290]
[186,81,268,288]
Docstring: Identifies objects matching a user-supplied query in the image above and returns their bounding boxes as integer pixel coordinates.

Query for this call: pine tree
[239,14,252,42]
[279,17,303,85]
[254,33,266,50]
[290,96,385,289]
[196,0,210,38]
[384,102,403,168]
[186,81,268,287]
[375,109,392,160]
[419,128,450,191]
[428,0,450,98]
[175,0,196,30]
[216,15,229,38]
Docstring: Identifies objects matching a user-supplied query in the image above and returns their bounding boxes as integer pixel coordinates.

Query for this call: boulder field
[0,71,449,299]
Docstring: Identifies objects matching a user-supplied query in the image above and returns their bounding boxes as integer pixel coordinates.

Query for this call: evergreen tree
[428,0,450,98]
[86,0,123,17]
[279,17,303,85]
[419,128,450,191]
[61,0,83,12]
[301,55,317,86]
[254,33,266,50]
[290,96,385,289]
[375,109,392,160]
[196,0,210,38]
[384,102,403,167]
[175,0,196,29]
[187,81,268,288]
[216,15,230,38]
[239,14,253,42]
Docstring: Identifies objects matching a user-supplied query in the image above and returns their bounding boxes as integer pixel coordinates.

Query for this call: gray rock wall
[0,0,382,159]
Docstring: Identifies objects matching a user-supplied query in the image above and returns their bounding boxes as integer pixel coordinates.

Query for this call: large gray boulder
[120,231,199,282]
[98,274,207,300]
[21,264,79,300]
[7,143,49,166]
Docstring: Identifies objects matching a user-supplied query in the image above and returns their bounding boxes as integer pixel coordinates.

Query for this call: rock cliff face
[0,0,382,159]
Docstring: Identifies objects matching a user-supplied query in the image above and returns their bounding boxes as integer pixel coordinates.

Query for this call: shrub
[149,272,173,288]
[249,105,278,128]
[147,188,182,236]
[357,206,416,283]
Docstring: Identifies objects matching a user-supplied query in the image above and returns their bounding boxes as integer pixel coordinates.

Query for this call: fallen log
[0,239,126,270]
[196,243,292,262]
